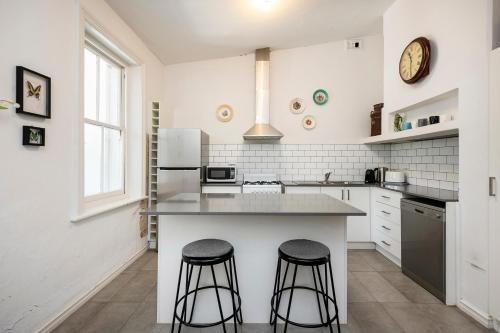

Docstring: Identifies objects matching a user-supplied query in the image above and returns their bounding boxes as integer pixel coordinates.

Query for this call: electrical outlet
[346,39,362,49]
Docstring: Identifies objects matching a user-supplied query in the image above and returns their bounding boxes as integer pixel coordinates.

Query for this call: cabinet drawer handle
[381,210,391,215]
[381,195,391,199]
[382,240,391,246]
[415,208,425,214]
[470,262,486,271]
[382,225,392,231]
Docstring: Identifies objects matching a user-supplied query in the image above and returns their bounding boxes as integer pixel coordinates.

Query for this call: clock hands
[408,52,413,77]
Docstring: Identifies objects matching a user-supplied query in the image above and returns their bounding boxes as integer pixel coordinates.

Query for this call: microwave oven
[205,165,237,183]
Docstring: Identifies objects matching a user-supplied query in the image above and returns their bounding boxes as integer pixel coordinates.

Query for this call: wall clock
[399,37,431,84]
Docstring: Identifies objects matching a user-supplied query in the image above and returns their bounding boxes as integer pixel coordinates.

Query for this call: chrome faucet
[324,172,332,183]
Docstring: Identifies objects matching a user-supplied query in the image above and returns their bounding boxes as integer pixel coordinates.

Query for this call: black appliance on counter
[365,169,376,183]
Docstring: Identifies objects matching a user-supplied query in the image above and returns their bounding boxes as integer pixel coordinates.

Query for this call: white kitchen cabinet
[321,187,371,244]
[489,48,500,325]
[201,186,242,194]
[371,188,402,263]
[372,187,403,209]
[320,187,343,200]
[284,186,321,194]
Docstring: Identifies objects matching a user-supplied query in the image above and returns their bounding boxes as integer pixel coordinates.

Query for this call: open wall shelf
[363,88,459,144]
[362,120,459,144]
[148,103,159,250]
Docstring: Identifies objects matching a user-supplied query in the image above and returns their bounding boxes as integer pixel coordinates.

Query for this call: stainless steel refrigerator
[157,129,209,199]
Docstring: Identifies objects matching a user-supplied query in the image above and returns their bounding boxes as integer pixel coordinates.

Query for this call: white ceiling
[105,0,395,65]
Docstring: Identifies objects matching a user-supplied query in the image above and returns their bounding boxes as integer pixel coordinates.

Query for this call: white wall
[384,0,492,320]
[164,35,384,144]
[0,0,164,332]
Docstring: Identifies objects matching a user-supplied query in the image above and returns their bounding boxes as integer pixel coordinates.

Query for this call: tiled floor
[52,250,493,333]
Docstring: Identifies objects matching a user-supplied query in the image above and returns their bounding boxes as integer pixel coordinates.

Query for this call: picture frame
[16,66,51,119]
[22,126,45,146]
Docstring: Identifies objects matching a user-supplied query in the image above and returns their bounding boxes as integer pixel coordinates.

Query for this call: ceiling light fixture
[252,0,276,11]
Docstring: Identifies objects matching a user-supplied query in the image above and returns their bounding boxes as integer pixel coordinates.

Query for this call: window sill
[71,196,148,223]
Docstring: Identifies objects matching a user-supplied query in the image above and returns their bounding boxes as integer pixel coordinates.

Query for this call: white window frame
[83,39,127,202]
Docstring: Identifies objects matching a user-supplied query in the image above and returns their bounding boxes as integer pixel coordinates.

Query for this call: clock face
[400,42,423,81]
[399,37,431,84]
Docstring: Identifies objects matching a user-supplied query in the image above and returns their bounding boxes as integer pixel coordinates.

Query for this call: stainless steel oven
[205,166,236,183]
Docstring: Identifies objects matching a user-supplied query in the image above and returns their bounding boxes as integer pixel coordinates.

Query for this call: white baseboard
[457,299,493,329]
[37,246,148,333]
[348,242,376,250]
[375,244,401,267]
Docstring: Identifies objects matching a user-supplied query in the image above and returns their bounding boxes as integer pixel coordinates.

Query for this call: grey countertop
[201,181,243,186]
[282,181,459,202]
[142,193,367,216]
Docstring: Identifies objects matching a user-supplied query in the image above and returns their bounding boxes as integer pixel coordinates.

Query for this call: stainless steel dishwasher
[401,197,446,302]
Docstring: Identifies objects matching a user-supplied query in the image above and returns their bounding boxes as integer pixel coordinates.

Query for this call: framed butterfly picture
[16,66,51,118]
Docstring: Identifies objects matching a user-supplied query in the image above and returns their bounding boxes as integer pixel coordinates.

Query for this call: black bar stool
[171,239,243,333]
[269,239,341,333]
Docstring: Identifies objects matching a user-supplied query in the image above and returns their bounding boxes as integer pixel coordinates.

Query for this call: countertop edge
[201,182,243,186]
[282,182,459,202]
[141,212,367,216]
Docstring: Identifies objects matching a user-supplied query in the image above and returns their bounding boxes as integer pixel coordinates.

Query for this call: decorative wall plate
[216,104,234,122]
[313,89,329,105]
[289,98,305,114]
[302,115,316,130]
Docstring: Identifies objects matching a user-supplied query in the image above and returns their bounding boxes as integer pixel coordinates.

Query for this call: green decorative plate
[313,89,329,105]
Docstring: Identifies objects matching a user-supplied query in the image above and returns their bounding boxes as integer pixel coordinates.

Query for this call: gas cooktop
[243,181,282,185]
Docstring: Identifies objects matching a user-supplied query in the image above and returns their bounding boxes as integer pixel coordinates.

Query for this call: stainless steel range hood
[243,48,284,140]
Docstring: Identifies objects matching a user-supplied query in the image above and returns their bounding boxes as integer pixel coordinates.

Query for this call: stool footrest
[174,285,242,328]
[270,286,338,328]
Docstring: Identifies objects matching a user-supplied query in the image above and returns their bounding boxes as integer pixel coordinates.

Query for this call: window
[84,43,125,199]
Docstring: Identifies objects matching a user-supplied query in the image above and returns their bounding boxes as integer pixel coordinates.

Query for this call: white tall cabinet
[489,48,500,328]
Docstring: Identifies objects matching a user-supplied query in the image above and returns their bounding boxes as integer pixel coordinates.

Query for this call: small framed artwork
[16,66,51,118]
[23,126,45,146]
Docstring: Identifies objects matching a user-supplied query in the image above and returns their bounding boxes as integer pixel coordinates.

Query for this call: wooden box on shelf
[370,103,383,136]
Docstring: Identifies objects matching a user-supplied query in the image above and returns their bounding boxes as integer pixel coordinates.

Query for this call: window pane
[84,123,102,196]
[84,49,97,120]
[103,128,124,193]
[99,58,121,126]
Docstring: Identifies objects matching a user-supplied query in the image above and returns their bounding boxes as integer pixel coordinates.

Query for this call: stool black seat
[172,239,243,333]
[270,239,341,333]
[182,239,234,264]
[279,239,330,265]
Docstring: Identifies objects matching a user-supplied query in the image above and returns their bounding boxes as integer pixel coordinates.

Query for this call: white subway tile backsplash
[205,139,458,190]
[390,137,458,190]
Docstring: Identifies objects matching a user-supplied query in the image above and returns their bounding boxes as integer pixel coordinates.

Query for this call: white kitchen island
[143,193,365,325]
